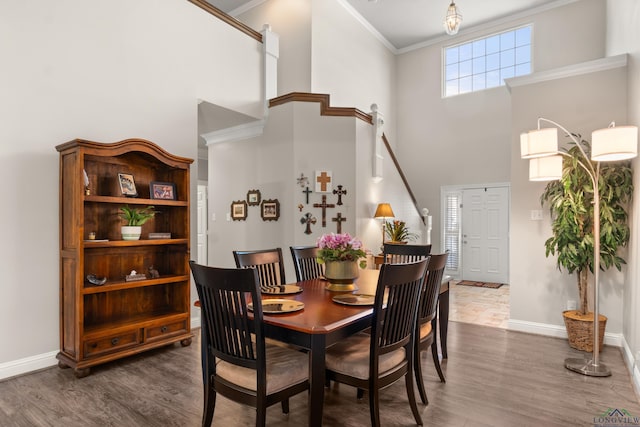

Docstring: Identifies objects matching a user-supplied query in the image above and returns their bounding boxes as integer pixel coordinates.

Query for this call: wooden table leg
[308,334,326,427]
[438,280,450,359]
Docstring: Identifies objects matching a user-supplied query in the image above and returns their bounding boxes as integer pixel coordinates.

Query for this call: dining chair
[189,261,309,427]
[382,242,432,264]
[290,245,324,282]
[233,248,286,290]
[325,260,428,427]
[414,252,448,405]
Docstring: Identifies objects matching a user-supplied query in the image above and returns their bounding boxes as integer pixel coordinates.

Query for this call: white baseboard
[1,313,201,382]
[0,350,58,381]
[620,335,640,396]
[507,318,623,347]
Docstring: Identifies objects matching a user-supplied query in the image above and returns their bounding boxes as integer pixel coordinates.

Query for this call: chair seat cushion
[419,322,432,340]
[325,332,406,380]
[216,343,308,394]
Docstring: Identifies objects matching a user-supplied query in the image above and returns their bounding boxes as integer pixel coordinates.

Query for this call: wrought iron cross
[332,185,347,205]
[313,195,335,227]
[302,186,312,204]
[332,212,347,233]
[300,213,317,235]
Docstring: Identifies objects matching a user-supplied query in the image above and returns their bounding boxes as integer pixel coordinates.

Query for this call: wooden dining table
[257,268,380,427]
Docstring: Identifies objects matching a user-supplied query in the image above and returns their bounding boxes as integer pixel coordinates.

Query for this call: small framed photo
[231,200,248,221]
[150,181,177,200]
[261,199,280,221]
[247,189,261,206]
[118,173,138,197]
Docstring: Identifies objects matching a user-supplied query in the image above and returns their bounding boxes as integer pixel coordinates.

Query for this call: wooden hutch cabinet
[55,138,193,377]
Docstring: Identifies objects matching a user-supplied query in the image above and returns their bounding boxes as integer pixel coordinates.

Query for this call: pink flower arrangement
[316,233,367,268]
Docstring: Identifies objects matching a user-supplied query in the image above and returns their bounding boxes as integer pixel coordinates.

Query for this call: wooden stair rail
[382,133,425,225]
[269,92,424,225]
[187,0,263,42]
[269,92,373,124]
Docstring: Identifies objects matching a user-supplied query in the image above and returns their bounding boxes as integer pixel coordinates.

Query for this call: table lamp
[374,203,395,252]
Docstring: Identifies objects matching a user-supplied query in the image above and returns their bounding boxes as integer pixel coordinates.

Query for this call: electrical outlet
[530,209,543,220]
[567,300,577,311]
[226,213,231,221]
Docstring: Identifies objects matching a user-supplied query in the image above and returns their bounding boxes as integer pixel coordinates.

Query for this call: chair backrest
[233,248,286,289]
[290,246,324,282]
[383,243,432,264]
[417,252,448,326]
[371,260,428,358]
[189,261,265,371]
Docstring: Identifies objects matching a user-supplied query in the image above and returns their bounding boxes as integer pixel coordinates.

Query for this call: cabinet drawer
[145,320,187,342]
[84,330,140,358]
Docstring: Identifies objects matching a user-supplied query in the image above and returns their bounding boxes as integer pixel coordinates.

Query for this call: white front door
[196,185,208,265]
[462,186,509,283]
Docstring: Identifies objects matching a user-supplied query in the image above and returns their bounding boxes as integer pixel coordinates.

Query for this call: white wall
[605,0,640,384]
[0,0,262,372]
[395,0,606,253]
[239,0,313,95]
[311,0,397,143]
[509,65,628,335]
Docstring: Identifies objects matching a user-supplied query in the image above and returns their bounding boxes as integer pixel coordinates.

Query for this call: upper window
[444,25,531,97]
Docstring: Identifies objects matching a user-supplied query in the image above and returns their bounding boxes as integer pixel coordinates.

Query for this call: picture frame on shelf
[261,199,280,221]
[150,181,177,200]
[118,173,138,197]
[247,189,261,206]
[231,200,248,221]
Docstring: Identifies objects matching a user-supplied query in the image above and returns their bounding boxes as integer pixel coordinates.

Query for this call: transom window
[444,25,532,97]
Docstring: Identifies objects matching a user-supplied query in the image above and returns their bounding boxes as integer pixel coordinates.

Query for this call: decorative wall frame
[231,200,248,221]
[261,199,280,221]
[246,189,261,206]
[118,172,137,197]
[150,181,177,200]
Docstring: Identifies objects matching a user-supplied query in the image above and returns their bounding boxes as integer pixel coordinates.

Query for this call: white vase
[121,225,142,241]
[324,261,359,291]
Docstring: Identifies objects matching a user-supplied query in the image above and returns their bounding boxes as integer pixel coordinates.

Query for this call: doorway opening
[441,183,510,328]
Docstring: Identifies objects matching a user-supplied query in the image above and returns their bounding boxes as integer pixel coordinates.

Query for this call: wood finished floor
[1,322,639,426]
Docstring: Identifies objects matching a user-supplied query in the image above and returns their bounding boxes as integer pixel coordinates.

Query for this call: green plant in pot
[119,205,156,240]
[540,137,632,352]
[384,220,418,243]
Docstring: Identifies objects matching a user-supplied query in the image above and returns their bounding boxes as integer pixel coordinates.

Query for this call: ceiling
[208,0,565,51]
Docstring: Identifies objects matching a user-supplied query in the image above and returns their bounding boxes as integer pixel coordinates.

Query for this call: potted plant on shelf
[540,139,632,352]
[317,233,367,291]
[119,205,156,241]
[384,220,418,243]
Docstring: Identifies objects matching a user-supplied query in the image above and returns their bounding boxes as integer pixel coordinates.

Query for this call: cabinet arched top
[56,138,193,169]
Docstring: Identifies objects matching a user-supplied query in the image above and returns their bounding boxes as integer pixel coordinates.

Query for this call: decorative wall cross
[332,212,346,233]
[300,213,317,235]
[313,195,335,227]
[332,185,347,205]
[315,170,332,192]
[302,186,312,204]
[296,173,309,188]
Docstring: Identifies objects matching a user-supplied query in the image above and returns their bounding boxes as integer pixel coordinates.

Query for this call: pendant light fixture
[444,1,462,35]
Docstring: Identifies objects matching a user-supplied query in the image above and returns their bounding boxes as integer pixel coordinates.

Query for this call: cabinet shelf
[85,195,188,207]
[83,275,190,294]
[83,239,188,248]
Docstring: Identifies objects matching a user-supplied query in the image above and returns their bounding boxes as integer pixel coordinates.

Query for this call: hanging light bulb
[444,1,462,35]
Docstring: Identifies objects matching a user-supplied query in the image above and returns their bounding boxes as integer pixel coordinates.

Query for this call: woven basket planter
[562,310,606,352]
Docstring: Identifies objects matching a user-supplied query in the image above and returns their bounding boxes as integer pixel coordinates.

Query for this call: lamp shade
[374,203,394,219]
[529,156,562,181]
[591,125,638,161]
[521,127,558,159]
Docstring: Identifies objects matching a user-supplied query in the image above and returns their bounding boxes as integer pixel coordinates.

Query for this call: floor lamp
[521,118,638,377]
[374,203,394,254]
